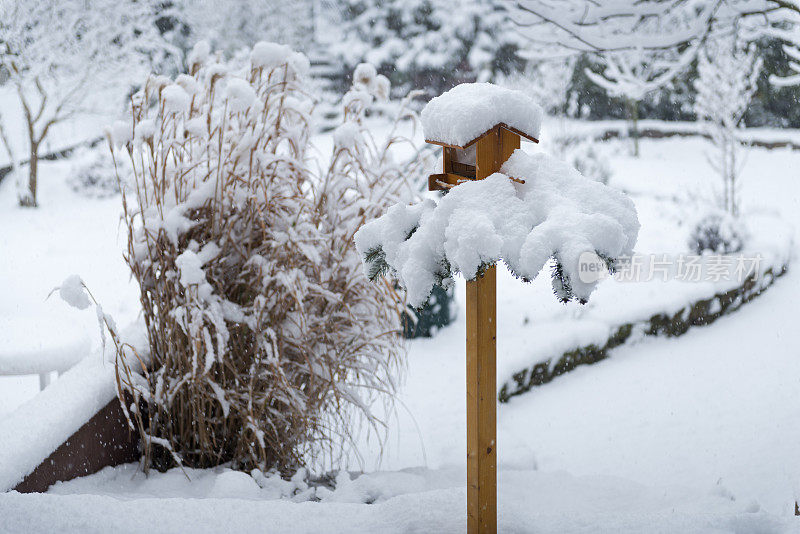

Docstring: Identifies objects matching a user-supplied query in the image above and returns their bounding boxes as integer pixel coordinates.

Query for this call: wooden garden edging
[13,396,140,493]
[0,353,142,494]
[498,264,788,402]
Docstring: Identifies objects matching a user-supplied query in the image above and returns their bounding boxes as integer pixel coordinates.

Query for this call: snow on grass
[56,275,91,310]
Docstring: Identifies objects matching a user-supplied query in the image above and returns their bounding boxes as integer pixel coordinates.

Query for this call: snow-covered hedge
[108,42,425,474]
[356,147,639,307]
[497,213,793,401]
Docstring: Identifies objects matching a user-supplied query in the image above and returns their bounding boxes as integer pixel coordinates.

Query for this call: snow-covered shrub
[67,147,127,198]
[109,42,424,474]
[564,140,612,185]
[550,136,612,185]
[688,212,746,255]
[401,285,456,338]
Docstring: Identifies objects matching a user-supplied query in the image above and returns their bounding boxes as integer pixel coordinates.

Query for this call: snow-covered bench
[0,317,90,390]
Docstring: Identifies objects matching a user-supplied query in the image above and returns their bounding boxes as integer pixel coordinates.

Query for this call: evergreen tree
[331,0,524,97]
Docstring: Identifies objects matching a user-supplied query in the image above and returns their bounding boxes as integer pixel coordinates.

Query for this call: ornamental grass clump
[109,41,425,474]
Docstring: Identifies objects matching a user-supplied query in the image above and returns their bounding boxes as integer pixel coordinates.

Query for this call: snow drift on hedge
[355,149,639,307]
[420,83,544,146]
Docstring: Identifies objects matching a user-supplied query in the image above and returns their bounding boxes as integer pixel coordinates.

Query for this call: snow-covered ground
[1,130,799,532]
[3,465,787,533]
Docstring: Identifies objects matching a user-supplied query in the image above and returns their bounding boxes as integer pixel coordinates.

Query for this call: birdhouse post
[427,123,537,534]
[357,82,637,534]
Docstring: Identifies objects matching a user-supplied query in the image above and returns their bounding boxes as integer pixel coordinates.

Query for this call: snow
[134,119,156,144]
[357,135,800,508]
[2,466,789,533]
[0,317,90,376]
[0,151,140,413]
[250,41,292,70]
[249,41,309,78]
[57,275,90,310]
[161,84,192,115]
[492,209,792,386]
[187,41,211,69]
[175,74,200,97]
[353,63,377,86]
[333,122,361,149]
[208,470,263,499]
[0,317,147,492]
[175,250,206,287]
[224,78,257,113]
[355,149,639,306]
[420,83,544,146]
[109,120,133,148]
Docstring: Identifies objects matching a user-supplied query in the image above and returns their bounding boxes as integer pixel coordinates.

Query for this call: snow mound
[161,84,191,115]
[209,471,262,500]
[57,275,90,310]
[355,149,639,307]
[421,83,544,147]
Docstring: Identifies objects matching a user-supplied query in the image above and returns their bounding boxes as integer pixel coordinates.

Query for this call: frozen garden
[1,1,800,533]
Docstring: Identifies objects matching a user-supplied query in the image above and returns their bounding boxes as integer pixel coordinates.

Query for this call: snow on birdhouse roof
[421,83,544,148]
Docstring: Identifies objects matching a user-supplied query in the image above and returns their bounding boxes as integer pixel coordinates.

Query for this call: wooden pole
[466,265,497,533]
[467,127,519,533]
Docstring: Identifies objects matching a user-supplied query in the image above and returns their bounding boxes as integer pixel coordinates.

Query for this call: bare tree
[0,0,164,207]
[585,47,696,156]
[694,35,762,215]
[513,0,800,87]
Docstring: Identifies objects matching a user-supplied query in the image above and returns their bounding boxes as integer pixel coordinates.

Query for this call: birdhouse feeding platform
[426,123,539,191]
[420,83,544,534]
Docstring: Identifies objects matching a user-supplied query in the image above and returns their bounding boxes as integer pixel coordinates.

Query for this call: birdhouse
[426,123,539,191]
[420,83,542,192]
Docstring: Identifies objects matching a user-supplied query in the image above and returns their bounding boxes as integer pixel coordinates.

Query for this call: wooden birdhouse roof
[421,83,543,149]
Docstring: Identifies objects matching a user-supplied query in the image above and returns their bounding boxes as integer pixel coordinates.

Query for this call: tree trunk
[625,97,640,158]
[19,142,38,207]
